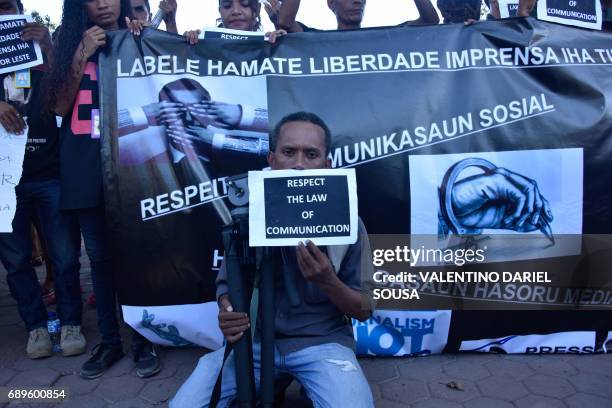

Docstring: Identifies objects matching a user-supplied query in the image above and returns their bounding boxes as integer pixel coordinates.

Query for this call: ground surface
[1,255,611,407]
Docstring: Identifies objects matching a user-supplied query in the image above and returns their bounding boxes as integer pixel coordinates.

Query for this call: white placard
[0,125,28,232]
[498,0,520,18]
[200,26,266,40]
[0,15,44,74]
[248,169,358,247]
[537,0,602,30]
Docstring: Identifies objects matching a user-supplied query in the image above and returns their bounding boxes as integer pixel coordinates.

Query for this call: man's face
[130,0,151,21]
[84,0,121,29]
[268,121,331,170]
[328,0,365,27]
[0,0,20,15]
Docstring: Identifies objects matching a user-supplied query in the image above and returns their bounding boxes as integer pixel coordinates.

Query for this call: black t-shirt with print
[58,55,104,210]
[1,66,60,182]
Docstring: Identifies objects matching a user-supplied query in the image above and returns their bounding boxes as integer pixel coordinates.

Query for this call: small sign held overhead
[0,15,43,74]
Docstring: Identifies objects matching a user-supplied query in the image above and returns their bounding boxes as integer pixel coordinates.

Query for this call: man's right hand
[218,294,250,344]
[0,101,26,134]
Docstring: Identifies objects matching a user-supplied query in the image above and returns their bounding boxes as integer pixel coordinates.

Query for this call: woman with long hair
[48,0,132,380]
[182,0,286,44]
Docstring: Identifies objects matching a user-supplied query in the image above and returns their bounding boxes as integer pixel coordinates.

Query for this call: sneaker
[80,343,124,379]
[133,339,161,378]
[26,328,53,359]
[60,325,86,357]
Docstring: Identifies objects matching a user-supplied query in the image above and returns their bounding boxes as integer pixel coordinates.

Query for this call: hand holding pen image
[440,158,555,245]
[149,99,269,159]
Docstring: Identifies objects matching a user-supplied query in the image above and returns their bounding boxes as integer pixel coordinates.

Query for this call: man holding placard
[171,112,375,407]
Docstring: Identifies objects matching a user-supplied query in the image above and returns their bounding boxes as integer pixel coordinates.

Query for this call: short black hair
[270,112,332,155]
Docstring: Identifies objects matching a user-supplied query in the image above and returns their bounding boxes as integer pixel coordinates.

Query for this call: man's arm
[403,0,440,25]
[296,222,374,322]
[488,0,501,19]
[518,0,536,16]
[116,102,185,136]
[277,0,305,32]
[160,0,179,34]
[216,261,251,343]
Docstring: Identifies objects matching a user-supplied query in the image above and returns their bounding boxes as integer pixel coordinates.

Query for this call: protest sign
[99,20,612,352]
[537,0,603,29]
[248,169,358,247]
[0,15,43,74]
[498,0,520,18]
[0,126,27,232]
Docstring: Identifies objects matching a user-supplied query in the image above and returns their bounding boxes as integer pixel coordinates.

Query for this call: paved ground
[1,256,612,407]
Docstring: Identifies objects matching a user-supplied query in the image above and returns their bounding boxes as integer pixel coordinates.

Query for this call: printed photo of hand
[450,167,553,233]
[143,101,186,126]
[166,124,214,160]
[189,101,241,129]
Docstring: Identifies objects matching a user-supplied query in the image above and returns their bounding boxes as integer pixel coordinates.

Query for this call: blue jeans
[70,206,122,345]
[0,179,81,331]
[170,342,374,408]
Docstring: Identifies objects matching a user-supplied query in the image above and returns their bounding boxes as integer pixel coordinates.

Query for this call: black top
[1,66,60,182]
[59,55,103,210]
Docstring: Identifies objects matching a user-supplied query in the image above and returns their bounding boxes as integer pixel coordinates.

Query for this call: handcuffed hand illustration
[439,158,554,242]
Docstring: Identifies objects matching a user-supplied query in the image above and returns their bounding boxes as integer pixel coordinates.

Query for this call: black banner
[100,19,612,351]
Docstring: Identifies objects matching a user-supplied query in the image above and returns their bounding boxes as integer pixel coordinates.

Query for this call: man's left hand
[296,240,336,286]
[20,23,52,57]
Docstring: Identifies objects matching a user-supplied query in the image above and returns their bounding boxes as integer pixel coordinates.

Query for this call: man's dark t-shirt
[0,67,59,183]
[58,55,103,210]
[216,220,374,355]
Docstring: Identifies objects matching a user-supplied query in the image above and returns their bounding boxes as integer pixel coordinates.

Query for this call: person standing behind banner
[0,0,84,361]
[180,0,286,44]
[130,0,178,33]
[276,0,439,33]
[47,0,135,380]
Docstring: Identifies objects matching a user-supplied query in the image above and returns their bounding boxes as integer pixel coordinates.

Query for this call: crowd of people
[0,0,610,406]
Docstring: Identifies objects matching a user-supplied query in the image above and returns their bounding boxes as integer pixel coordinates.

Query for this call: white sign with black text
[199,26,266,41]
[0,15,43,74]
[248,169,358,247]
[0,125,28,232]
[537,0,602,30]
[498,0,520,18]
